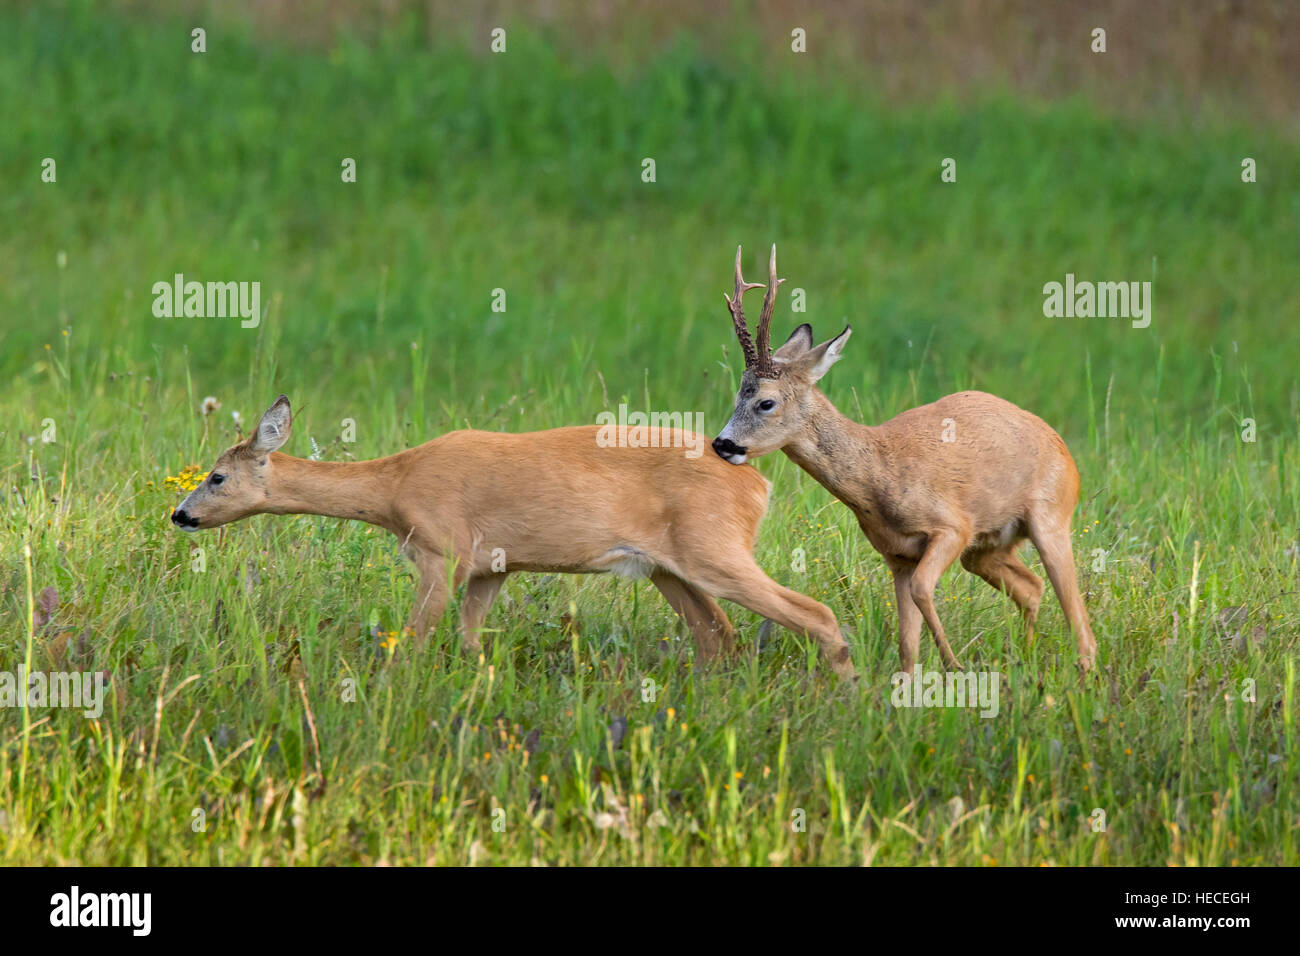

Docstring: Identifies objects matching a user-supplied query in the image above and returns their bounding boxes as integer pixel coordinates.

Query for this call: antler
[724,245,785,378]
[754,244,785,378]
[724,245,764,370]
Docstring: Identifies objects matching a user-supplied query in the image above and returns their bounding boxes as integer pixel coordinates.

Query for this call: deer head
[170,395,293,530]
[712,245,851,464]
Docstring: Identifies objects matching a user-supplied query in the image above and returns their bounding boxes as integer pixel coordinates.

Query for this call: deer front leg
[459,572,507,654]
[407,552,449,644]
[650,570,736,663]
[908,529,968,670]
[695,561,855,679]
[891,565,924,674]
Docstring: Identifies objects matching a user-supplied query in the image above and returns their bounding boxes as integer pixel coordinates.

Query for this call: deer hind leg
[685,559,854,678]
[650,570,736,662]
[961,546,1045,640]
[1027,515,1097,671]
[909,529,968,670]
[460,571,507,654]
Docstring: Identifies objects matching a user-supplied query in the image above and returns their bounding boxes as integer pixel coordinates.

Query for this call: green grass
[1,1,1297,864]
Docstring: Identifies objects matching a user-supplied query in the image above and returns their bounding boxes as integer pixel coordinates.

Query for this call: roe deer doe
[171,394,856,676]
[711,246,1096,673]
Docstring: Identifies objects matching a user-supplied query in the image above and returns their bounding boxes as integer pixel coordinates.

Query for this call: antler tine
[754,244,786,378]
[723,245,764,370]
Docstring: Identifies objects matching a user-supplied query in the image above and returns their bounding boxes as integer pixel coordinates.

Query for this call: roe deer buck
[712,246,1096,673]
[171,394,856,676]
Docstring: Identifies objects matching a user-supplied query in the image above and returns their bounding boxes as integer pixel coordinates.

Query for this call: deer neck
[264,454,400,532]
[781,391,876,507]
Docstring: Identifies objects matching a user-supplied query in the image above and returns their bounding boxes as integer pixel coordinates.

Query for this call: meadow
[1,1,1297,864]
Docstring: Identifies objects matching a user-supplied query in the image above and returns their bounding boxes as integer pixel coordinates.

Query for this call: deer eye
[757,399,777,413]
[210,473,225,486]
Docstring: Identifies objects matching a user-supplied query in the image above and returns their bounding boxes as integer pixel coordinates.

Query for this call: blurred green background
[4,0,1297,448]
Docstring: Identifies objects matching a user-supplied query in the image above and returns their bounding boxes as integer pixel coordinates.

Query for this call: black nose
[171,508,199,529]
[712,436,746,459]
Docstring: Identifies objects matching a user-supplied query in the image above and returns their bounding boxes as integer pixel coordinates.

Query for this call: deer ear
[801,325,851,383]
[251,395,292,454]
[773,323,814,362]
